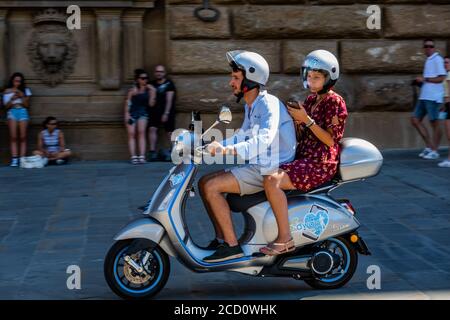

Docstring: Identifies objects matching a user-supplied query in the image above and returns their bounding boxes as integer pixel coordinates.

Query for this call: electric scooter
[104,106,383,299]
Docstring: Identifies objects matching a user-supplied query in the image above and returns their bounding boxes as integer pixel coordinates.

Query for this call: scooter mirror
[218,105,232,124]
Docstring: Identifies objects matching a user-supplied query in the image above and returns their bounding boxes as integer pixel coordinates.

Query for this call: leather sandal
[259,238,295,256]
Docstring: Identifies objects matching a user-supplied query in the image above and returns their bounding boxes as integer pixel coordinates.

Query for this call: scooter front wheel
[104,239,170,299]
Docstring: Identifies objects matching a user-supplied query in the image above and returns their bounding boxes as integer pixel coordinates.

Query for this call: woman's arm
[4,90,17,110]
[124,89,133,123]
[148,85,156,107]
[287,105,335,147]
[37,132,45,153]
[21,91,30,108]
[59,131,66,151]
[308,119,337,148]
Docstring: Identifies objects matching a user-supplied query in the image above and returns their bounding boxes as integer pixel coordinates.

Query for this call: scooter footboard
[113,217,176,257]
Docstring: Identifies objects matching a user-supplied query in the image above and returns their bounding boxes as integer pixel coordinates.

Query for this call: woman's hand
[287,103,310,124]
[161,113,169,123]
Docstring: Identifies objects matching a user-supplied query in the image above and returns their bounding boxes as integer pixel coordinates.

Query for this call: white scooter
[104,107,383,299]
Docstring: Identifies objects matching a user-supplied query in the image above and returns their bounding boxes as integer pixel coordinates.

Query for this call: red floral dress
[280,91,348,192]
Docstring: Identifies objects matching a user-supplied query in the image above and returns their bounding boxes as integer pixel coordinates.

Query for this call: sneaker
[423,150,440,160]
[204,238,224,250]
[438,159,450,167]
[419,147,432,158]
[203,243,244,263]
[130,156,139,165]
[56,159,66,165]
[9,158,19,167]
[138,155,146,164]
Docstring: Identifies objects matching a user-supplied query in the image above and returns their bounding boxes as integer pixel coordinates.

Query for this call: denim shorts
[129,106,148,122]
[413,100,441,121]
[7,107,29,121]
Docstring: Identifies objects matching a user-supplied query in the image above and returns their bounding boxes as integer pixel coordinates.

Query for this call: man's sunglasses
[48,122,58,126]
[139,76,149,80]
[423,45,435,49]
[154,70,165,73]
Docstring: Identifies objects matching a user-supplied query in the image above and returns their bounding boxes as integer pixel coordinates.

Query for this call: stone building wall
[0,0,449,162]
[166,0,450,150]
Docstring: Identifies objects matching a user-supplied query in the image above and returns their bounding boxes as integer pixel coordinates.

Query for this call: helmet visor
[226,50,246,71]
[301,67,331,89]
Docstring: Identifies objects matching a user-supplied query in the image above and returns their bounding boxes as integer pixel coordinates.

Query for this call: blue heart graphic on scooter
[303,210,329,237]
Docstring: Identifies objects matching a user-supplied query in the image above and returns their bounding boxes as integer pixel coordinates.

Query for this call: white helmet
[302,50,340,93]
[226,50,269,101]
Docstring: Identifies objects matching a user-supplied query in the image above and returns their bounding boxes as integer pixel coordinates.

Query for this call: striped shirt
[42,129,60,153]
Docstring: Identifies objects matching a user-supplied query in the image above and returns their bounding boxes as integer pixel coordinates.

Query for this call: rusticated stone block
[341,40,447,73]
[172,75,242,112]
[317,0,428,3]
[353,75,415,112]
[248,0,305,3]
[233,5,382,39]
[172,74,356,112]
[268,74,356,111]
[168,0,242,4]
[169,40,280,74]
[385,5,450,38]
[282,40,338,74]
[169,6,230,39]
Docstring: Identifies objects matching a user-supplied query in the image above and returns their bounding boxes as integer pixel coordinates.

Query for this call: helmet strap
[235,78,259,103]
[318,79,337,94]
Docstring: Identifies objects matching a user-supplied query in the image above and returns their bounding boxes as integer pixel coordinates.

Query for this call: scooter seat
[226,179,338,213]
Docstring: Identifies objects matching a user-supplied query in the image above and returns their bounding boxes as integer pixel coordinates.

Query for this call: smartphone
[287,100,301,109]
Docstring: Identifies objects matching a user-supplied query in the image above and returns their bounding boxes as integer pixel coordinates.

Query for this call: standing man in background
[148,65,176,162]
[411,39,447,160]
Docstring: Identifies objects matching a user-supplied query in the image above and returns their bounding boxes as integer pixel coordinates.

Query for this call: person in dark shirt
[148,65,176,162]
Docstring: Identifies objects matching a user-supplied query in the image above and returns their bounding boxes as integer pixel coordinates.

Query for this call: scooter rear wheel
[104,239,170,299]
[304,236,358,290]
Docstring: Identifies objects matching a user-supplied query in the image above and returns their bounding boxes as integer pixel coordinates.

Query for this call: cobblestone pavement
[0,149,450,299]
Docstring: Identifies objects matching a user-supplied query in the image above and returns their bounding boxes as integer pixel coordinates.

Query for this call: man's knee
[263,174,282,190]
[411,117,421,126]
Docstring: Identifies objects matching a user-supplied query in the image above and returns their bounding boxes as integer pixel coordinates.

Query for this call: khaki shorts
[226,164,278,196]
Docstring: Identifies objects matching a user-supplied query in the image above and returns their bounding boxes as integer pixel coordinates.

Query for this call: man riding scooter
[199,50,297,263]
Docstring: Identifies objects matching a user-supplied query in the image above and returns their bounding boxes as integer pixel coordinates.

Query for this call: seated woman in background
[33,116,72,165]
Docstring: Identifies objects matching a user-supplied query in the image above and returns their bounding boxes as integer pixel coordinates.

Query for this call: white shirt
[419,53,446,103]
[3,88,32,106]
[221,90,296,171]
